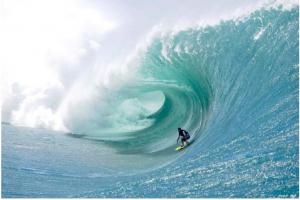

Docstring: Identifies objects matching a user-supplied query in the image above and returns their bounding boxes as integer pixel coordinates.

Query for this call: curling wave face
[57,5,299,172]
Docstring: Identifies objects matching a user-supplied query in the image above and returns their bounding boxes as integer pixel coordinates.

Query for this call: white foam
[2,0,298,132]
[254,27,267,40]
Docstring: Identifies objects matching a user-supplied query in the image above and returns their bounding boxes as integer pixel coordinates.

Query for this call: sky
[1,0,270,130]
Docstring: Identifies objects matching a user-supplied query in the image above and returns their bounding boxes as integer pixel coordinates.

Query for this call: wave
[55,4,299,173]
[2,2,299,197]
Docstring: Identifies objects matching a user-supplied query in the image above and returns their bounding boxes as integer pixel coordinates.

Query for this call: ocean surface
[2,4,299,198]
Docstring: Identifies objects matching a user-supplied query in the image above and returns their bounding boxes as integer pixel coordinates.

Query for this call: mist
[1,0,273,130]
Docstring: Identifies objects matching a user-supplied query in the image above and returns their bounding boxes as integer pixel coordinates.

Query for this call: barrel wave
[2,4,299,198]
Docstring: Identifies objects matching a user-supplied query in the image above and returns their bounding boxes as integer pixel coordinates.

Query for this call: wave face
[64,5,299,171]
[2,5,299,198]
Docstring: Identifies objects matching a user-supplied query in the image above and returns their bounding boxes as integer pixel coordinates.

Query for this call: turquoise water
[2,5,299,198]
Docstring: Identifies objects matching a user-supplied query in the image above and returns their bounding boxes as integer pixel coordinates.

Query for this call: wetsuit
[177,129,189,145]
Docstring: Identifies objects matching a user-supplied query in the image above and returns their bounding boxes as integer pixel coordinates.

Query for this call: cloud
[1,0,116,129]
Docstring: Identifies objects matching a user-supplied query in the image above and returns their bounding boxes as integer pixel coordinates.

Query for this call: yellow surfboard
[175,141,193,151]
[175,146,185,151]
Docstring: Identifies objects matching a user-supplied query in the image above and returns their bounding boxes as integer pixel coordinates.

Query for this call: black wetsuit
[177,129,189,144]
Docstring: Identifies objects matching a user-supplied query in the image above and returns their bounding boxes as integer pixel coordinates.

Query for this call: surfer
[177,127,190,147]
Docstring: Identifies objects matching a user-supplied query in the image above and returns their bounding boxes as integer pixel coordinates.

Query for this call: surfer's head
[178,127,181,131]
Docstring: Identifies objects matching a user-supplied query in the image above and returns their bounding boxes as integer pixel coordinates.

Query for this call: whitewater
[2,1,299,198]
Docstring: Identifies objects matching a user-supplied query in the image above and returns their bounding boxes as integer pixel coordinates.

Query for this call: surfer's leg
[182,138,187,147]
[181,138,185,147]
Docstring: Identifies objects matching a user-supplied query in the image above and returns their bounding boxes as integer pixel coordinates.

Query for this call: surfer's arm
[177,136,180,143]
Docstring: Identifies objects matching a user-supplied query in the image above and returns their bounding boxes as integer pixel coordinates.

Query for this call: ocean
[2,3,299,198]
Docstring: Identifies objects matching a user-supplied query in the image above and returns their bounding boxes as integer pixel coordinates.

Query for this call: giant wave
[2,3,299,198]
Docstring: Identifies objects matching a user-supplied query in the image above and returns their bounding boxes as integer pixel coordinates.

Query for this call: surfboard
[175,140,193,151]
[175,144,189,151]
[175,146,184,151]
